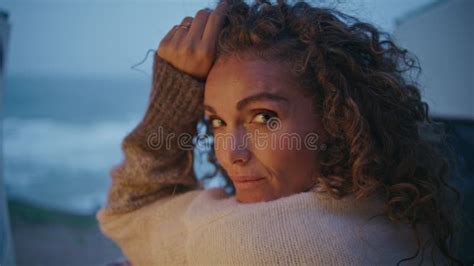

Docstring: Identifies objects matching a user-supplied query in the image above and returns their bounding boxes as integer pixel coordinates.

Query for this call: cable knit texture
[96,53,437,265]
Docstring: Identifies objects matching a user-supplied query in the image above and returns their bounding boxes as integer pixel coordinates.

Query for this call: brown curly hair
[194,0,465,264]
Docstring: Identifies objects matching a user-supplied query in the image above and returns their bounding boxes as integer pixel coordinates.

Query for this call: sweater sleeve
[99,52,205,216]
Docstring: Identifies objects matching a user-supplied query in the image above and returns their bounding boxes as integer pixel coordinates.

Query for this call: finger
[164,15,193,44]
[170,17,194,46]
[171,27,189,47]
[161,25,179,45]
[158,25,179,58]
[202,1,228,44]
[188,9,212,42]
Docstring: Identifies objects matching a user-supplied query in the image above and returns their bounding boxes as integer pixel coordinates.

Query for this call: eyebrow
[204,92,289,114]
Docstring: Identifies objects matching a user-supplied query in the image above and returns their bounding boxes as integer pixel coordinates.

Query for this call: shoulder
[184,189,428,265]
[96,188,205,236]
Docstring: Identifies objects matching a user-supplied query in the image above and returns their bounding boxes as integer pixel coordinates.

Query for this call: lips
[231,176,266,189]
[231,176,265,182]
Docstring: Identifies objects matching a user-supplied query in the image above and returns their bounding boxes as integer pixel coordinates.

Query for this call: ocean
[2,75,217,215]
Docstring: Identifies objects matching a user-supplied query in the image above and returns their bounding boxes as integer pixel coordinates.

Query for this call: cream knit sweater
[96,53,438,266]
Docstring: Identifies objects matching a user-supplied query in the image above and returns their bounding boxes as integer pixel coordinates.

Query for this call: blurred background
[0,0,472,265]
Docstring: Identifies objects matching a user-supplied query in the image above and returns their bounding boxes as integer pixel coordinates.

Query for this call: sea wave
[3,117,139,214]
[3,116,220,214]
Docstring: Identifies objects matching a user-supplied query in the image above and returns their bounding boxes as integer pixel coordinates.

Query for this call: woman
[97,0,463,265]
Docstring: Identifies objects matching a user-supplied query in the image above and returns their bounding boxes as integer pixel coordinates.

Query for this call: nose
[215,127,251,166]
[229,144,251,165]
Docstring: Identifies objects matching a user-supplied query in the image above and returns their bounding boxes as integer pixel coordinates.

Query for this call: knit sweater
[96,53,438,266]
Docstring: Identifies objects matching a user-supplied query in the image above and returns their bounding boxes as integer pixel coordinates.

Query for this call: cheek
[264,115,322,180]
[250,131,318,179]
[213,143,226,167]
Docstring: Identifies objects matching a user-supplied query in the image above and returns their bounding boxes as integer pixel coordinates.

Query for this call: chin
[235,190,278,204]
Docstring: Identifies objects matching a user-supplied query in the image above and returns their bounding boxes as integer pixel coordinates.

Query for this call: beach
[8,199,124,266]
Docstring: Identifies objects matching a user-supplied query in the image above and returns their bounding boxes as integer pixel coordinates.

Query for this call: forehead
[204,56,301,106]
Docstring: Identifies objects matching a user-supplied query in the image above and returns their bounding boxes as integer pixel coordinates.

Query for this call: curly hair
[194,0,465,264]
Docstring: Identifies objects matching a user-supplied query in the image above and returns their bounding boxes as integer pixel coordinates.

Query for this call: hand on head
[157,1,229,81]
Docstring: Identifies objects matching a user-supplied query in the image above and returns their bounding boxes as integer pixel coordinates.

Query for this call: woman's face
[204,55,326,203]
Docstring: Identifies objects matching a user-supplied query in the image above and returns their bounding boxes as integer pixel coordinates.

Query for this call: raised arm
[98,1,228,216]
[102,54,205,215]
[95,4,228,264]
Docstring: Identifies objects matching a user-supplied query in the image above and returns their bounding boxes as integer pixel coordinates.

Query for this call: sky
[1,0,437,79]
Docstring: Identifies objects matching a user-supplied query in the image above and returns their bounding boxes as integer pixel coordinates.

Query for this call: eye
[207,116,225,129]
[251,110,278,125]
